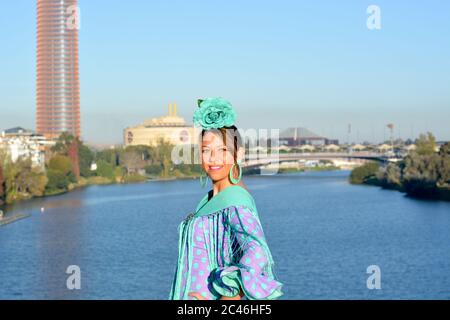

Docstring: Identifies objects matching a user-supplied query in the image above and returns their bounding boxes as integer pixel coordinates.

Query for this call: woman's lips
[208,165,223,171]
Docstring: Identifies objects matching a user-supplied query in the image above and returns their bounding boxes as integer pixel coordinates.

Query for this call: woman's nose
[209,149,216,162]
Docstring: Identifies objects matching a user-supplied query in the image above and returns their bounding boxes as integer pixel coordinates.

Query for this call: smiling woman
[169,98,283,300]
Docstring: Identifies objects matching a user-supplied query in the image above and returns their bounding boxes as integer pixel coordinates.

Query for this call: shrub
[349,162,380,184]
[96,159,115,181]
[45,169,69,192]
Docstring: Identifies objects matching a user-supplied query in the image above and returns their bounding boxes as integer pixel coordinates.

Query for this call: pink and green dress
[169,185,283,300]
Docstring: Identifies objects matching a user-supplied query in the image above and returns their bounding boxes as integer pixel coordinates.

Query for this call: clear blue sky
[1,0,449,144]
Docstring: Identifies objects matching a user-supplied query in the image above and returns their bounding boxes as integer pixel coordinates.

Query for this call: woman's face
[201,130,236,182]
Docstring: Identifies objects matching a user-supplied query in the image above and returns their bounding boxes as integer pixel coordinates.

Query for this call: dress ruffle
[210,204,283,300]
[210,265,283,300]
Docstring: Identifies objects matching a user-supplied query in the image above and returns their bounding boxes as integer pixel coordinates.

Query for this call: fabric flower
[193,97,236,129]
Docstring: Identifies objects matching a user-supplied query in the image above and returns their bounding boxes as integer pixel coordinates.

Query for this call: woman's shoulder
[225,204,259,221]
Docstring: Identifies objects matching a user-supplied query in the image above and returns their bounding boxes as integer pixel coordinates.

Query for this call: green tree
[437,142,450,188]
[0,161,5,206]
[95,148,120,167]
[145,164,163,176]
[51,131,92,179]
[415,132,437,156]
[153,139,175,178]
[376,162,403,189]
[45,169,69,192]
[439,142,450,157]
[402,152,440,197]
[3,157,47,203]
[78,143,94,177]
[114,166,126,182]
[96,159,115,181]
[349,162,380,184]
[50,131,76,155]
[48,154,72,175]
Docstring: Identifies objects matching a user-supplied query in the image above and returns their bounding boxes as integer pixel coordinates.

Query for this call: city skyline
[1,0,449,145]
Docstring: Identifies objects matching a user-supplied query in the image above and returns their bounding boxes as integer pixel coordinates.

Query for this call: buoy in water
[40,207,44,213]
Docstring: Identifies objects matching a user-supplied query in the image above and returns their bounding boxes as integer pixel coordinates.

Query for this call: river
[1,170,449,299]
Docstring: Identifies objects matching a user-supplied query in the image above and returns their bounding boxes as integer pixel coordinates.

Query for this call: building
[352,144,366,151]
[123,103,197,147]
[278,127,339,147]
[36,0,81,140]
[324,144,341,152]
[0,127,55,169]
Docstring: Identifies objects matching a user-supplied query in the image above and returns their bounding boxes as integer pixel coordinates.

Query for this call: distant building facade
[278,127,339,147]
[0,127,55,169]
[123,104,196,147]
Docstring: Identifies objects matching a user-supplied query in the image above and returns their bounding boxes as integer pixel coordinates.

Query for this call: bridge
[242,151,400,169]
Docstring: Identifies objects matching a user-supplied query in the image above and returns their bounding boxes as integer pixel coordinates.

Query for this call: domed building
[123,103,197,147]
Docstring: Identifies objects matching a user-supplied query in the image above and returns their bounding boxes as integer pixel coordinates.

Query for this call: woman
[169,97,283,300]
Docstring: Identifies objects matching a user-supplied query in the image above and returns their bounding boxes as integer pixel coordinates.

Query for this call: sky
[0,0,449,145]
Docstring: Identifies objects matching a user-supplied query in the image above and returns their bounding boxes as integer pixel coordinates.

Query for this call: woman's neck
[212,179,233,196]
[211,179,245,197]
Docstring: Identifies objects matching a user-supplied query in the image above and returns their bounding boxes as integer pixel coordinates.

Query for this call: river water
[1,170,449,299]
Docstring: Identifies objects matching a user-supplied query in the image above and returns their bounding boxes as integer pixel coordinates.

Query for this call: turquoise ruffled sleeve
[211,205,283,300]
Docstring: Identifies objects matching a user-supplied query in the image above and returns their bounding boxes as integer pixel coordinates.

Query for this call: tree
[437,142,450,188]
[145,164,163,176]
[3,157,47,203]
[51,131,91,179]
[439,142,450,157]
[151,138,175,178]
[376,162,403,189]
[349,162,380,184]
[78,143,94,177]
[120,148,146,174]
[402,152,440,197]
[48,155,72,175]
[68,138,80,180]
[415,132,437,156]
[114,166,125,182]
[0,149,7,204]
[45,169,69,192]
[0,161,4,205]
[46,154,77,192]
[96,160,115,181]
[51,131,76,155]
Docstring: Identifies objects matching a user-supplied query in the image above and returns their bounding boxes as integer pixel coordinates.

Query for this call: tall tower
[36,0,80,140]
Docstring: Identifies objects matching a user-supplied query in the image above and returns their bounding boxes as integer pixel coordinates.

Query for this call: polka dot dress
[170,204,283,300]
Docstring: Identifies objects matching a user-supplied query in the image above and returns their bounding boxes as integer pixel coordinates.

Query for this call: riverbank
[0,165,342,211]
[349,136,450,202]
[350,162,450,202]
[278,165,340,174]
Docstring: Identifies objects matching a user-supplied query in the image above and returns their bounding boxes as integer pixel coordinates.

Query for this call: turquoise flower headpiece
[193,97,236,130]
